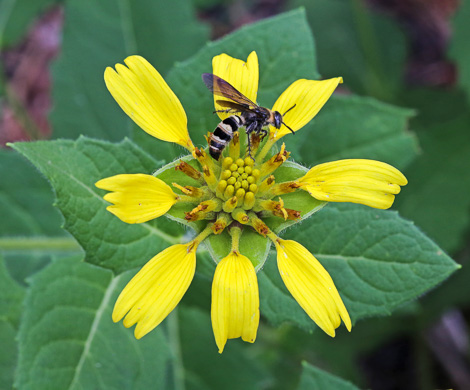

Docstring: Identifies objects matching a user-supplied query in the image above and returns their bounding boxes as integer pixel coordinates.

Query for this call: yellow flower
[271,238,351,337]
[297,159,408,209]
[112,242,198,339]
[97,52,408,351]
[104,55,194,150]
[211,249,259,353]
[212,51,342,141]
[95,174,179,223]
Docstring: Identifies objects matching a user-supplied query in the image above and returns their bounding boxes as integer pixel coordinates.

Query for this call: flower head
[97,52,407,352]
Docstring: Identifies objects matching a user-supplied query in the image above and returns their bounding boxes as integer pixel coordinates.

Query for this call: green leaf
[163,9,319,150]
[0,149,78,283]
[0,149,63,237]
[15,256,174,390]
[260,204,459,331]
[395,111,470,253]
[297,361,360,390]
[0,0,62,47]
[12,137,185,274]
[290,0,407,101]
[290,95,417,171]
[51,0,208,141]
[179,306,271,390]
[0,256,25,389]
[450,0,470,100]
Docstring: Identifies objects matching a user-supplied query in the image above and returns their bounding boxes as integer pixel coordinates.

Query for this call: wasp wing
[202,73,258,110]
[216,100,260,114]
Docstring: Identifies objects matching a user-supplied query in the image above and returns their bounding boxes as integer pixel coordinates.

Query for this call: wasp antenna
[283,104,297,116]
[282,122,295,135]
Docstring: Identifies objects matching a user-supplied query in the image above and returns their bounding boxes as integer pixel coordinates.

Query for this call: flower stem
[0,237,81,252]
[230,226,242,252]
[167,308,186,390]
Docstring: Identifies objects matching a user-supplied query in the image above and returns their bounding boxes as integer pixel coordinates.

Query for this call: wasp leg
[213,109,238,114]
[259,128,268,141]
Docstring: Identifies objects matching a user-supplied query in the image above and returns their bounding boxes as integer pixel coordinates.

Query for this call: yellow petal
[211,252,259,353]
[274,239,351,337]
[298,159,408,209]
[212,51,259,120]
[95,174,178,223]
[104,56,193,149]
[112,243,197,339]
[271,77,342,140]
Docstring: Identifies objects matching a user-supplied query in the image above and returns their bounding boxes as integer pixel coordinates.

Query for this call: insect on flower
[97,51,408,353]
[202,73,295,160]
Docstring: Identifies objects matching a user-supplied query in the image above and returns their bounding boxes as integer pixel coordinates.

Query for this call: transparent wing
[202,73,258,110]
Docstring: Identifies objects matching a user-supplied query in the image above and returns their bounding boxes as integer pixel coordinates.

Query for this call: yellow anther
[224,185,235,199]
[223,196,238,213]
[249,183,258,193]
[230,163,238,171]
[241,180,249,189]
[232,208,250,224]
[252,169,260,178]
[235,188,246,200]
[221,170,232,180]
[241,173,248,179]
[244,166,252,175]
[227,176,236,185]
[243,191,256,210]
[248,213,271,236]
[203,165,217,190]
[244,157,254,166]
[232,172,240,178]
[216,180,228,198]
[223,157,233,169]
[234,182,242,190]
[211,213,231,235]
[237,167,244,174]
[236,158,245,167]
[258,175,275,194]
[247,176,255,184]
[175,161,203,183]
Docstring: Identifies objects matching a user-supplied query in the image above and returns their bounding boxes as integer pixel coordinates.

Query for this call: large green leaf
[259,203,459,331]
[15,256,174,390]
[290,0,407,101]
[12,137,185,274]
[297,361,360,390]
[179,306,271,390]
[0,0,62,47]
[0,149,78,283]
[0,256,25,389]
[291,95,417,170]
[395,113,470,253]
[395,88,470,253]
[50,0,208,141]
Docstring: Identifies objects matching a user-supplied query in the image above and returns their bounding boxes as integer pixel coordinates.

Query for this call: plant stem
[0,237,81,252]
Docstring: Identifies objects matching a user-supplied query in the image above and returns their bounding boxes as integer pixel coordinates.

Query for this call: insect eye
[275,112,282,128]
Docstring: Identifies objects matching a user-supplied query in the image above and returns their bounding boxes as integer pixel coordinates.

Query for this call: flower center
[175,134,301,237]
[216,157,259,209]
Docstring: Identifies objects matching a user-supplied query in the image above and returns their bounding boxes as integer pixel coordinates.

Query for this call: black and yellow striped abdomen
[209,115,244,160]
